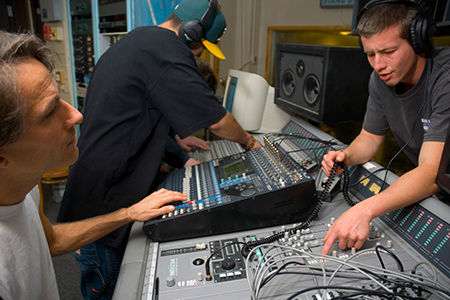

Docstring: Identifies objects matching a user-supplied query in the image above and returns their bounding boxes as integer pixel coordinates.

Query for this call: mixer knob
[303,243,310,251]
[166,275,176,287]
[386,240,393,249]
[221,258,236,270]
[330,217,335,225]
[197,272,204,282]
[284,231,290,239]
[375,228,381,238]
[332,250,338,257]
[240,189,256,197]
[301,228,311,234]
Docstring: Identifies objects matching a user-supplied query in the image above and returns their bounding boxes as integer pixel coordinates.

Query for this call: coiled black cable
[241,161,345,258]
[91,254,123,300]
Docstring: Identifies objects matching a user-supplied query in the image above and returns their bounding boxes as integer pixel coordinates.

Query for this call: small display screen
[225,76,238,112]
[223,160,246,177]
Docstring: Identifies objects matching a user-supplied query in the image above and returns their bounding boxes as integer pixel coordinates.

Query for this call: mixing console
[143,142,318,242]
[120,189,450,300]
[187,118,346,171]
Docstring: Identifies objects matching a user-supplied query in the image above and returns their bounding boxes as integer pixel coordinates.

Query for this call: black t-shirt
[57,26,226,248]
[363,47,450,166]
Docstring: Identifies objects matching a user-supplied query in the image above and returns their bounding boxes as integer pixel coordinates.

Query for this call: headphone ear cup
[410,14,426,53]
[179,19,204,47]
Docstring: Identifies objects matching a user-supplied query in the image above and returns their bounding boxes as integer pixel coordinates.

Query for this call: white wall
[217,0,354,94]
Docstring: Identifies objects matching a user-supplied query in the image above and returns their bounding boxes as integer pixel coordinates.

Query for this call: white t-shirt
[0,186,59,300]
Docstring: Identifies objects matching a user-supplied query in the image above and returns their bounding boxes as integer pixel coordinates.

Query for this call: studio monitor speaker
[274,44,373,124]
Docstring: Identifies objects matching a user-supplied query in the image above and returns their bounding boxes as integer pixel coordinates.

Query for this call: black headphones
[357,0,436,54]
[178,0,218,47]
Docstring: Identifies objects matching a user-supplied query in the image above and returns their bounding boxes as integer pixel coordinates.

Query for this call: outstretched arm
[208,112,262,150]
[322,129,385,176]
[321,141,444,255]
[41,189,187,256]
[175,134,210,152]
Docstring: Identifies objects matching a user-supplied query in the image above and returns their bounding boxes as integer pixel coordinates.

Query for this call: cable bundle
[245,244,450,300]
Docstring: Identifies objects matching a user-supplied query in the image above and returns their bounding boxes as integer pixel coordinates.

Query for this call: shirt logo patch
[421,118,431,132]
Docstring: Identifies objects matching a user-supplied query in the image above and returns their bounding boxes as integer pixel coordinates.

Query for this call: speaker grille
[275,44,372,124]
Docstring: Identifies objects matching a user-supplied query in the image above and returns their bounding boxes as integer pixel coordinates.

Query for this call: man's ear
[0,156,9,170]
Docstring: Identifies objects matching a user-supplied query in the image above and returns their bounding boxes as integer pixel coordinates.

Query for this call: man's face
[2,58,83,175]
[361,24,424,88]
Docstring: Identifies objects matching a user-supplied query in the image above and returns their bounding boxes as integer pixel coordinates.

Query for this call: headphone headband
[357,0,432,23]
[357,0,436,54]
[200,0,218,27]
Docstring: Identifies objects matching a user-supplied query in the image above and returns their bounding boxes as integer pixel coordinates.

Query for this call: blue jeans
[73,241,123,300]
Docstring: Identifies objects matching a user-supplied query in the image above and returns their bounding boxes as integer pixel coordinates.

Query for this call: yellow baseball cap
[201,38,225,60]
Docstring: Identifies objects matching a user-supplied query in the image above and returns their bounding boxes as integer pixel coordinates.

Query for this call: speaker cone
[303,74,320,106]
[296,59,305,77]
[281,69,295,97]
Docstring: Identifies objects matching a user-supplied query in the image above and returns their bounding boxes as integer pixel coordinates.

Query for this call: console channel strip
[186,135,265,163]
[264,116,346,171]
[143,145,317,242]
[186,139,245,162]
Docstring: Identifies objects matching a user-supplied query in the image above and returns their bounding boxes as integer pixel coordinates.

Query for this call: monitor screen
[436,124,450,195]
[222,69,270,132]
[225,76,238,112]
